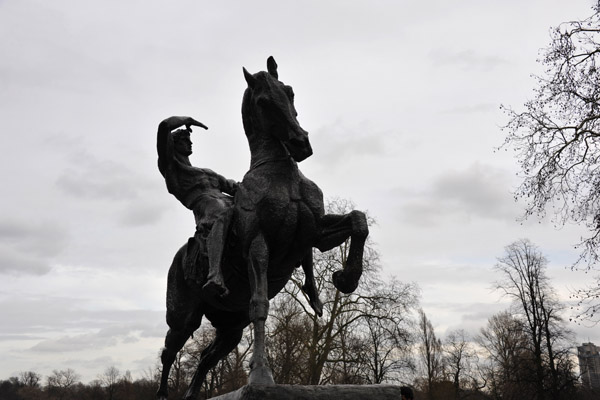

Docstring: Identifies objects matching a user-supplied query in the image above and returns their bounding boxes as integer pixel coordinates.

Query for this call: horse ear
[243,67,256,88]
[267,56,278,79]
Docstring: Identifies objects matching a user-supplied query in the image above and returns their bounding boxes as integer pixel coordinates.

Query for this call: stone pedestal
[209,384,404,400]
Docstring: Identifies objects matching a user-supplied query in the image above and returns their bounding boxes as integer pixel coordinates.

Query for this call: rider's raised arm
[157,119,175,176]
[157,116,208,175]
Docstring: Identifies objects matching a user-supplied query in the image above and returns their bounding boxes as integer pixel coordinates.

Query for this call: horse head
[242,56,313,163]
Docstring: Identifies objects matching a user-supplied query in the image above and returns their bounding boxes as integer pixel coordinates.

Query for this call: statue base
[209,384,404,400]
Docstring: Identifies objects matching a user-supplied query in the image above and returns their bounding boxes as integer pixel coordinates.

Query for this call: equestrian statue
[155,57,369,400]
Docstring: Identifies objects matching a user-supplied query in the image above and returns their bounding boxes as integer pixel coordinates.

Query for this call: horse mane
[241,87,253,137]
[241,71,275,138]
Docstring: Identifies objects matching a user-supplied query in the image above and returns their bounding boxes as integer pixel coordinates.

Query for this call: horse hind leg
[156,309,203,400]
[157,246,203,400]
[301,249,323,316]
[183,326,244,400]
[317,210,369,294]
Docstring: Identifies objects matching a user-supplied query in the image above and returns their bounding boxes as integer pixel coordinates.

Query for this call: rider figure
[157,116,236,296]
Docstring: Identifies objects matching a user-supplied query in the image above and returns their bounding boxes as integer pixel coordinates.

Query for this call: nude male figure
[157,116,236,296]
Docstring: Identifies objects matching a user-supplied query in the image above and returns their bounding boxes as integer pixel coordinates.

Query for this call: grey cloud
[54,138,160,199]
[0,218,68,275]
[399,163,516,226]
[441,103,497,115]
[0,1,139,98]
[56,156,142,201]
[0,297,93,336]
[460,303,509,322]
[95,323,163,340]
[134,356,158,366]
[30,333,119,353]
[311,120,389,167]
[430,49,509,71]
[54,147,166,228]
[42,133,85,153]
[65,356,116,370]
[407,263,494,286]
[122,335,140,344]
[0,219,68,257]
[139,323,168,339]
[423,301,510,337]
[0,249,51,275]
[0,334,45,341]
[0,296,163,337]
[118,202,167,227]
[28,321,161,353]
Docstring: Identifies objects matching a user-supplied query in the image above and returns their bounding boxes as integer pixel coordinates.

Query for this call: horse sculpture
[156,57,369,400]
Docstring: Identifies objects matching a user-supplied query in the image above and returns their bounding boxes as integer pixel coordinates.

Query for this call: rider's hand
[161,116,208,132]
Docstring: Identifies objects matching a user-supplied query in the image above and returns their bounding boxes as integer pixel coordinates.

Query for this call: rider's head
[172,128,192,156]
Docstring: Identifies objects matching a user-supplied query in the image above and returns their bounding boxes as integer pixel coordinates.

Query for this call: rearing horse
[156,57,368,400]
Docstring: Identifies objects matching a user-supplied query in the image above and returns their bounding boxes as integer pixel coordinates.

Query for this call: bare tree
[99,366,120,400]
[494,239,576,400]
[279,266,417,386]
[46,369,80,400]
[477,311,532,400]
[358,278,417,384]
[13,371,44,400]
[18,371,41,388]
[271,198,418,386]
[266,295,312,384]
[500,3,600,324]
[182,325,251,398]
[417,309,444,400]
[169,342,189,397]
[443,329,482,399]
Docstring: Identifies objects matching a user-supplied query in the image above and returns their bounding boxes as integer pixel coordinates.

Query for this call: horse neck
[243,118,291,169]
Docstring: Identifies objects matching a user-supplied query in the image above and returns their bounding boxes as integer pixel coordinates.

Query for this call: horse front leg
[247,233,275,385]
[317,210,369,294]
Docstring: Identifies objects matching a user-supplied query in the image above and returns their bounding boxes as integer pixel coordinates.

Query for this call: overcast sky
[1,0,599,383]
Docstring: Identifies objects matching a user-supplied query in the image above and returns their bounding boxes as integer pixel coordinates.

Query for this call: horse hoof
[332,270,358,294]
[311,298,324,317]
[302,284,323,317]
[156,388,168,400]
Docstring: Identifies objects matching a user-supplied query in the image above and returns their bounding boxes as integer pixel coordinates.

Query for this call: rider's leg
[203,208,233,297]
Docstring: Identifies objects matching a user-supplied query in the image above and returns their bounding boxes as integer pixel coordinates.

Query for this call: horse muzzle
[286,130,313,162]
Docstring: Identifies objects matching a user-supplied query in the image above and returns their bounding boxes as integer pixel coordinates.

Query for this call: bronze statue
[156,57,369,400]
